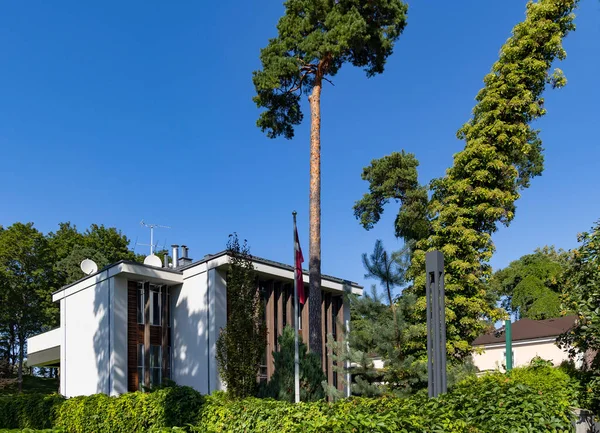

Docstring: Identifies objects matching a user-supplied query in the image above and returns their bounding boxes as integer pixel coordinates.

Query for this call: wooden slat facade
[127,281,171,392]
[260,279,346,392]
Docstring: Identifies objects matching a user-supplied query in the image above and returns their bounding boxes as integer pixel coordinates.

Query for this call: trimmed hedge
[54,386,204,433]
[0,394,64,429]
[195,369,576,433]
[0,367,582,432]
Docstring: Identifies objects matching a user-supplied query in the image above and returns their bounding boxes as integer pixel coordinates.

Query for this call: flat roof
[180,250,362,289]
[53,260,183,295]
[54,251,363,294]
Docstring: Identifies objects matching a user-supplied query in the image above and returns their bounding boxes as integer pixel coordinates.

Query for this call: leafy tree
[0,223,52,391]
[216,234,266,399]
[259,326,325,402]
[558,219,600,412]
[82,224,135,265]
[489,246,569,319]
[355,0,579,360]
[362,240,408,344]
[253,0,408,355]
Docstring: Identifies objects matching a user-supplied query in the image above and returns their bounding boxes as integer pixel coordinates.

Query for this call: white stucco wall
[172,265,210,393]
[110,276,128,395]
[58,274,129,397]
[171,263,228,394]
[473,338,576,372]
[61,277,110,397]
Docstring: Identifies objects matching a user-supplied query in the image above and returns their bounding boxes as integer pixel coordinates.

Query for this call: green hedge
[195,369,576,433]
[0,394,64,430]
[0,367,582,432]
[54,386,203,433]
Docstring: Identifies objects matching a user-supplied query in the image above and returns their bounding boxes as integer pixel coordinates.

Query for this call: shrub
[0,366,581,432]
[54,386,203,433]
[447,370,575,432]
[196,366,575,432]
[0,394,64,429]
[258,326,325,402]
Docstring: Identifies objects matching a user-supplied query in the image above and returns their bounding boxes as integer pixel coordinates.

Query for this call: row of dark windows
[136,283,171,326]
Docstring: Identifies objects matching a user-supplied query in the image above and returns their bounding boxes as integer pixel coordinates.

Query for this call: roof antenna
[139,220,171,255]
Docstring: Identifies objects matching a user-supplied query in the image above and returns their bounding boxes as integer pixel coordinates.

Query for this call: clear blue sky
[1,1,598,293]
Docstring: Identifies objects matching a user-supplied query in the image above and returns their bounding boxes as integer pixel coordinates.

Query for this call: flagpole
[293,211,300,404]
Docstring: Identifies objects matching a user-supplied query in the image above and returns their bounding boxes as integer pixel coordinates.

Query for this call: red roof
[472,316,577,346]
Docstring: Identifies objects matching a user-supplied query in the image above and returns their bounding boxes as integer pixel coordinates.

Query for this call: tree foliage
[0,223,52,391]
[259,326,325,402]
[252,0,408,139]
[354,151,429,248]
[355,0,579,360]
[216,234,266,399]
[0,220,153,391]
[489,246,569,319]
[362,240,409,346]
[557,219,600,413]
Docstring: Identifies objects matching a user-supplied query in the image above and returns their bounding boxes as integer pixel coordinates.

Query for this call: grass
[0,375,58,396]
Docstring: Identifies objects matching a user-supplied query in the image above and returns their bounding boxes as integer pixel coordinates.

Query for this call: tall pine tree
[253,0,408,355]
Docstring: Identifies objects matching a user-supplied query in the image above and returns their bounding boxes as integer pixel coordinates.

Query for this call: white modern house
[471,316,581,372]
[27,246,362,398]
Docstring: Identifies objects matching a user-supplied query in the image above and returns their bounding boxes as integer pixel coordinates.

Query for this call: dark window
[137,285,145,324]
[282,285,288,327]
[332,297,338,340]
[151,287,161,326]
[150,345,162,386]
[137,344,145,391]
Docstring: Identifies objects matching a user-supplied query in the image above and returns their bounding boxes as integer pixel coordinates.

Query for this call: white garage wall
[473,338,574,372]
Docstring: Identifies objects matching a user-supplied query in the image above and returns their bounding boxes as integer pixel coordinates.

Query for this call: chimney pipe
[181,245,188,259]
[171,245,179,269]
[163,254,169,268]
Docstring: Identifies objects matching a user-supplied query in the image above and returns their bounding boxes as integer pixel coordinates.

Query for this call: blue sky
[1,1,598,294]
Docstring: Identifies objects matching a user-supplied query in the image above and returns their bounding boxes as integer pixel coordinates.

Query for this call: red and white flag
[294,226,305,304]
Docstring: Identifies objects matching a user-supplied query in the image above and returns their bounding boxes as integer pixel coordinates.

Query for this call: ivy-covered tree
[355,0,579,360]
[489,246,569,319]
[216,234,266,399]
[259,326,325,402]
[253,0,408,355]
[410,0,579,360]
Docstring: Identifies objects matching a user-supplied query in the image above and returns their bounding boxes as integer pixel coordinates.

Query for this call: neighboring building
[472,316,581,372]
[27,246,362,397]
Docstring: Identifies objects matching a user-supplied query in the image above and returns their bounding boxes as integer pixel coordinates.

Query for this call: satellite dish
[80,259,98,275]
[143,254,162,268]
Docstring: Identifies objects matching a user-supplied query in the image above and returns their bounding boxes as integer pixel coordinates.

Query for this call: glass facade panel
[137,344,144,391]
[137,287,144,324]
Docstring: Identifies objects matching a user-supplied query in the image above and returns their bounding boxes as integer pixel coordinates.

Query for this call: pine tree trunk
[17,332,24,393]
[308,74,323,357]
[386,282,399,346]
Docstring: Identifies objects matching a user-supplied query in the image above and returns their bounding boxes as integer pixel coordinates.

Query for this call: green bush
[0,367,581,432]
[196,366,575,432]
[258,326,325,402]
[447,371,574,432]
[0,394,64,429]
[54,386,203,433]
